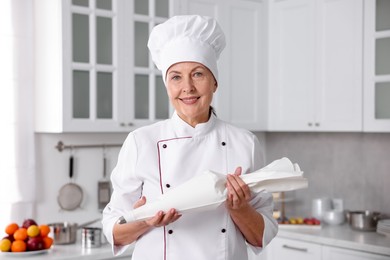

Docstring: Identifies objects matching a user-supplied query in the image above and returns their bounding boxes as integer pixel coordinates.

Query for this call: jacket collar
[172,111,217,137]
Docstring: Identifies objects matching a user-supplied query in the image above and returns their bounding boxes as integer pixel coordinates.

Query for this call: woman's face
[166,62,217,127]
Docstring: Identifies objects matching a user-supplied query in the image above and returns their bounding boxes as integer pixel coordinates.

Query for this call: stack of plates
[376,219,390,237]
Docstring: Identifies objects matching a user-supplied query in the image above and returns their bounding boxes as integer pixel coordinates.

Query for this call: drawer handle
[282,244,308,252]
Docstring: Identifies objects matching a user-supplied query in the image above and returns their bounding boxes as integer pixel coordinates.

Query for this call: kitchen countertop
[277,223,390,256]
[0,242,134,260]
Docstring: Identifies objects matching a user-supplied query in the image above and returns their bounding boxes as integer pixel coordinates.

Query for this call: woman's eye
[171,75,181,81]
[193,72,203,77]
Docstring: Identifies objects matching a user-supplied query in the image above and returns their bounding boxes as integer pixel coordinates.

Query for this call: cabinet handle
[282,244,308,252]
[120,122,125,127]
[128,122,134,127]
[315,122,320,127]
[308,122,313,126]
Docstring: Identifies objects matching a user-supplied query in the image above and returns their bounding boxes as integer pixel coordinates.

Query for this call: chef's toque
[147,15,226,85]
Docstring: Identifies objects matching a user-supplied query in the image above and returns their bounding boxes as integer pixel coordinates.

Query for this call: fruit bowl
[277,216,322,229]
[1,248,51,256]
[1,219,53,254]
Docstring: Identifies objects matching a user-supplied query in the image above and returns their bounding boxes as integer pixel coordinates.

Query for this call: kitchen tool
[57,155,83,211]
[81,227,102,248]
[347,210,382,231]
[323,210,345,225]
[48,218,101,245]
[98,150,111,211]
[311,198,332,220]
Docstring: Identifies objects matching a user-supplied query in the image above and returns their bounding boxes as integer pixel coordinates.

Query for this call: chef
[102,15,278,260]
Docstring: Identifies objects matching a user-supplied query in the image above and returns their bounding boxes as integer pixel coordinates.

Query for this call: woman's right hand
[134,196,182,227]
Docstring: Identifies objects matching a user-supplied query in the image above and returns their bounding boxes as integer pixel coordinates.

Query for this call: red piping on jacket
[156,136,192,260]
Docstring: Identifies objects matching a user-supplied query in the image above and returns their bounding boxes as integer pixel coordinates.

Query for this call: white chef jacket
[102,112,278,260]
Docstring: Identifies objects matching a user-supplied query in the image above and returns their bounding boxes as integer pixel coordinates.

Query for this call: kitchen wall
[262,132,390,218]
[34,131,390,225]
[34,133,127,225]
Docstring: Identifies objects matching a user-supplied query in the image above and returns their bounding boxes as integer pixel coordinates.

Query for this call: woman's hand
[134,196,181,227]
[226,167,252,211]
[225,167,265,247]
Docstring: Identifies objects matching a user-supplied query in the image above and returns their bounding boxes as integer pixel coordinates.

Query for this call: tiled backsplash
[261,132,390,218]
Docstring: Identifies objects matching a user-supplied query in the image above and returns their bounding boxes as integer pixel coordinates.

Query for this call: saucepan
[48,218,101,245]
[346,210,382,231]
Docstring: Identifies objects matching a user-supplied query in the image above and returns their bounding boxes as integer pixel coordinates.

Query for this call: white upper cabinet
[268,0,363,131]
[35,0,171,133]
[363,0,390,132]
[173,0,268,131]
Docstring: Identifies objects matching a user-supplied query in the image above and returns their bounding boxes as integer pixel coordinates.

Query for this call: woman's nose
[183,77,195,93]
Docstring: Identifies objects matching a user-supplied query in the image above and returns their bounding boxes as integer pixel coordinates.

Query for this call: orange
[42,236,53,249]
[27,225,40,237]
[13,228,28,241]
[5,223,19,235]
[39,225,51,237]
[11,240,26,252]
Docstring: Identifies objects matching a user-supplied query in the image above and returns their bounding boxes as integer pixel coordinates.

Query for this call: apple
[313,218,321,225]
[22,219,38,229]
[26,236,44,251]
[2,235,14,243]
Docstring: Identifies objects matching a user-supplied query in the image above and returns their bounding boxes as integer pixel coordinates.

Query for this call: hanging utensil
[57,154,83,211]
[98,148,111,211]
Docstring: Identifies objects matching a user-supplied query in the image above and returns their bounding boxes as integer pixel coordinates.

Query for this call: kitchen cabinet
[363,0,390,132]
[268,0,363,131]
[34,0,171,133]
[322,245,390,260]
[267,236,390,260]
[173,0,268,131]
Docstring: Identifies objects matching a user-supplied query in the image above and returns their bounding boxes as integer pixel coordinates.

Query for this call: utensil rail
[55,141,122,152]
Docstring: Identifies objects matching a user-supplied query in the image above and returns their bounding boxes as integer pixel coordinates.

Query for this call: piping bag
[124,157,308,222]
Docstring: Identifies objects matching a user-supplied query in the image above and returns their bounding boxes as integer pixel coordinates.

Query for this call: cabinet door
[322,245,390,260]
[267,237,321,260]
[363,0,390,132]
[268,0,316,131]
[65,0,123,132]
[268,0,363,132]
[173,0,267,131]
[316,0,363,131]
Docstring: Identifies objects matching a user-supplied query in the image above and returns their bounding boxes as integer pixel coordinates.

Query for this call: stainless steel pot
[81,227,102,248]
[347,210,381,231]
[48,218,101,245]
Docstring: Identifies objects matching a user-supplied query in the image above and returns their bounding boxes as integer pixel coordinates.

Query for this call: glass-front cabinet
[35,0,171,132]
[364,0,390,132]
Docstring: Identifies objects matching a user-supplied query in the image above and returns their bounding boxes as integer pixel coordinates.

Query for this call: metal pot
[347,210,381,231]
[48,218,101,245]
[81,227,102,248]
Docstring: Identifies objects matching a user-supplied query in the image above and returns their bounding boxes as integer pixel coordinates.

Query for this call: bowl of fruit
[0,219,53,255]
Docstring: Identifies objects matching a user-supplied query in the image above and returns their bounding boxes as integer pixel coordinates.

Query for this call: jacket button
[221,142,226,146]
[221,228,226,233]
[168,230,173,234]
[162,144,167,148]
[166,184,171,188]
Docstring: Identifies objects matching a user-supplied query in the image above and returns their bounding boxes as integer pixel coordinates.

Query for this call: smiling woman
[0,0,36,228]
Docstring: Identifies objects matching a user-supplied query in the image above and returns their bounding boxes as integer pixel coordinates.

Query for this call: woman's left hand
[226,167,252,211]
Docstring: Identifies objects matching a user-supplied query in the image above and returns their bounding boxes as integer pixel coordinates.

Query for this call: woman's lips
[180,96,200,105]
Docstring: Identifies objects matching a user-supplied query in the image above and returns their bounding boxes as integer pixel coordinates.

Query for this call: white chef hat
[147,15,226,85]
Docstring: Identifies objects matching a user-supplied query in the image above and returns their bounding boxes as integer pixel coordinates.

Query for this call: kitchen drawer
[267,237,321,260]
[322,245,390,260]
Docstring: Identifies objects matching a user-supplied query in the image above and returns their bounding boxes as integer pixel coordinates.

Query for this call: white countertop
[2,224,389,259]
[0,242,134,260]
[278,224,390,256]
